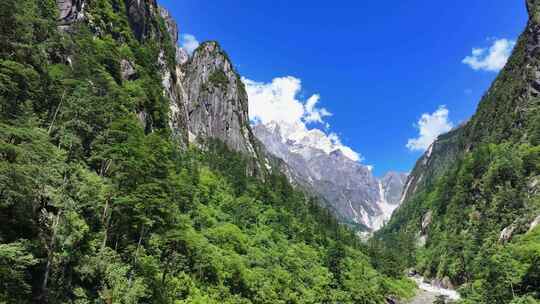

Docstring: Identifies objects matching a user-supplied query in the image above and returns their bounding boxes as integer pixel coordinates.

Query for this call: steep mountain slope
[182,42,257,156]
[0,0,417,303]
[254,122,407,231]
[377,1,540,302]
[56,0,266,165]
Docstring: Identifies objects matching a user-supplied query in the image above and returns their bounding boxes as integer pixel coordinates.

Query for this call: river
[407,276,460,304]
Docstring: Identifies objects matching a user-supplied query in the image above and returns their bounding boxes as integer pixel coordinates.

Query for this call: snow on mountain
[253,121,407,231]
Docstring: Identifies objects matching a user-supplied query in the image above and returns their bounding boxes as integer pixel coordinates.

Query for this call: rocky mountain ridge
[56,0,268,169]
[254,121,408,231]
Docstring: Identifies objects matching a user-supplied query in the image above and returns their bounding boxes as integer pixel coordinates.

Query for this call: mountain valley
[254,121,408,232]
[0,0,538,303]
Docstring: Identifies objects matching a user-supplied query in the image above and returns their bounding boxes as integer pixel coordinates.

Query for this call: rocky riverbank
[407,275,460,304]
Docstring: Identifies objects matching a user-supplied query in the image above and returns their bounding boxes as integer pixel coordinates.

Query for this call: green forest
[374,6,540,302]
[376,143,540,303]
[0,0,416,303]
[2,0,540,303]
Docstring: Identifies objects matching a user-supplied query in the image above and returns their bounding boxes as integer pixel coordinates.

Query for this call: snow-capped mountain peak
[254,121,407,232]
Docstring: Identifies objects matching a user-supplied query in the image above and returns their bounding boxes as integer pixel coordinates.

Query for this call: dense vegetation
[0,0,416,303]
[374,7,540,303]
[376,143,540,303]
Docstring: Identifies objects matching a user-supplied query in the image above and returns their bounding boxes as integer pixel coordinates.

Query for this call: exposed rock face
[421,211,433,234]
[157,6,189,64]
[56,0,160,38]
[499,225,516,243]
[441,277,455,290]
[529,215,540,232]
[253,121,407,231]
[56,0,86,25]
[55,0,265,164]
[182,41,259,157]
[416,211,433,247]
[381,172,409,205]
[529,176,540,193]
[125,0,159,41]
[156,6,189,146]
[158,6,178,43]
[400,132,463,203]
[120,59,137,81]
[416,234,427,248]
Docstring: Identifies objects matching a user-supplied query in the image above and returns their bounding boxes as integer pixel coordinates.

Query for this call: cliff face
[57,0,159,39]
[55,0,264,161]
[57,0,86,25]
[156,5,189,146]
[125,0,158,40]
[380,172,409,205]
[181,42,263,161]
[254,122,408,231]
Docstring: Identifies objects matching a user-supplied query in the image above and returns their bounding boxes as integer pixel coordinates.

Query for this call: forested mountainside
[375,0,540,303]
[254,122,407,232]
[0,0,416,303]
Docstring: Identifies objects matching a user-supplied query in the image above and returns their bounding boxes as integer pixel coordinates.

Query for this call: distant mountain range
[254,121,408,231]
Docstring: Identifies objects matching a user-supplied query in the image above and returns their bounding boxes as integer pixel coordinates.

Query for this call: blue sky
[159,0,528,176]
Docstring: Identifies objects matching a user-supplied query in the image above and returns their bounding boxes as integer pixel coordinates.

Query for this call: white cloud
[180,34,200,55]
[462,38,515,72]
[304,94,332,123]
[243,76,361,162]
[406,106,454,152]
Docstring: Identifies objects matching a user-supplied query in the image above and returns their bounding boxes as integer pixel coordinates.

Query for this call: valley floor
[407,290,439,304]
[406,276,460,304]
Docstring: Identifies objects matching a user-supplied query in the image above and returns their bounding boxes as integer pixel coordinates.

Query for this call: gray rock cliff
[181,41,260,158]
[57,0,86,25]
[125,0,159,40]
[254,122,407,231]
[157,6,189,146]
[54,0,262,157]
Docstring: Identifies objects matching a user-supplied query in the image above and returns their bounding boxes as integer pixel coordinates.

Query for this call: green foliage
[376,19,540,303]
[208,69,229,89]
[0,1,415,303]
[0,242,38,303]
[378,142,540,303]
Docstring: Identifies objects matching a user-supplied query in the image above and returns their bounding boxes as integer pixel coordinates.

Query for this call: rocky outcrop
[120,59,137,81]
[421,211,433,234]
[416,210,433,247]
[182,41,259,157]
[55,0,267,164]
[499,225,517,243]
[400,130,463,203]
[529,176,540,196]
[158,6,189,65]
[158,6,178,44]
[529,215,540,232]
[381,172,409,205]
[155,6,189,146]
[125,0,159,41]
[56,0,86,26]
[253,121,407,231]
[56,0,160,38]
